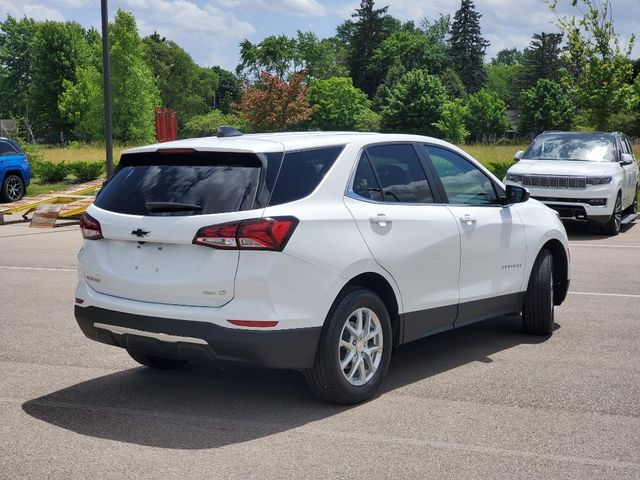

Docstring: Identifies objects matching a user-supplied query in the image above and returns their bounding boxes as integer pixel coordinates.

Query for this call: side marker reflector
[227,320,279,328]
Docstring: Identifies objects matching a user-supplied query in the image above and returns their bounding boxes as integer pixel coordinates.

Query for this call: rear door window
[268,146,344,206]
[365,144,434,203]
[352,154,383,202]
[95,152,264,216]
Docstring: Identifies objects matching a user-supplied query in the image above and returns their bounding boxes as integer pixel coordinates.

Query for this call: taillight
[193,216,298,251]
[80,212,103,240]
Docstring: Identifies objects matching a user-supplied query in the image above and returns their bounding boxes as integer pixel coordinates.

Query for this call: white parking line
[569,243,640,249]
[570,291,640,299]
[0,265,75,272]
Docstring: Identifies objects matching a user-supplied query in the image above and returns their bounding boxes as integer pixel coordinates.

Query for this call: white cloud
[0,0,65,21]
[52,0,92,7]
[122,0,255,37]
[215,0,326,17]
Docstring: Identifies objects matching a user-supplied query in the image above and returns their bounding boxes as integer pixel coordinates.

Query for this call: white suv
[504,131,639,235]
[75,131,570,404]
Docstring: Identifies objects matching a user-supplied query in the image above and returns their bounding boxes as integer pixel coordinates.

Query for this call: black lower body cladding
[74,306,321,369]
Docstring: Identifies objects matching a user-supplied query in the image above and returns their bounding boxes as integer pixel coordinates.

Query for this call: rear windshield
[524,133,616,162]
[95,145,344,216]
[95,152,264,216]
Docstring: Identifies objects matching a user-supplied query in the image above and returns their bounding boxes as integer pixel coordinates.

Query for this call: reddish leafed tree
[236,71,315,131]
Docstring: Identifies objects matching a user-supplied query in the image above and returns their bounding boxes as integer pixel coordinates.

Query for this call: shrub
[68,161,104,182]
[487,161,513,180]
[33,161,70,183]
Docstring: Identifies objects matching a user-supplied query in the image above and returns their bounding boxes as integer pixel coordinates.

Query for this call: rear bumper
[74,305,321,369]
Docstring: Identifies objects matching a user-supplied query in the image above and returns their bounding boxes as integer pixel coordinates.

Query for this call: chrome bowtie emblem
[131,228,150,238]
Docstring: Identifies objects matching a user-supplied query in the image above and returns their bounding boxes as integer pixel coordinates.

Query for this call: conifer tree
[449,0,489,94]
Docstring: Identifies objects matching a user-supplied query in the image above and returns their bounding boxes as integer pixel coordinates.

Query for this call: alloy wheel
[338,307,384,386]
[6,176,23,201]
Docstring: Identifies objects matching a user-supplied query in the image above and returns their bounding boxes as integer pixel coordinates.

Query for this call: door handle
[459,215,477,226]
[369,214,392,227]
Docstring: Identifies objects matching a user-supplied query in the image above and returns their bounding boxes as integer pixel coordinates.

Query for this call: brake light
[156,148,195,154]
[193,216,298,251]
[80,212,103,240]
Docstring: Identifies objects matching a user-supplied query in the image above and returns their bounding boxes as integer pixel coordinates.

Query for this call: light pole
[100,0,113,178]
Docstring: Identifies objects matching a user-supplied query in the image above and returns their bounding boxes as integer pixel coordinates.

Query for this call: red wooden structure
[154,108,177,142]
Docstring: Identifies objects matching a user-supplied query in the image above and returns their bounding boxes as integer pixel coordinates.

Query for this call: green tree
[432,99,469,143]
[308,77,370,130]
[294,32,349,80]
[336,0,400,97]
[60,10,159,143]
[212,66,242,113]
[355,109,381,131]
[380,69,448,135]
[236,31,347,82]
[370,23,448,81]
[143,33,217,130]
[0,16,38,139]
[550,0,636,130]
[439,67,468,101]
[183,109,247,137]
[29,20,93,141]
[518,79,575,135]
[466,89,509,141]
[372,61,406,111]
[485,63,522,107]
[491,48,523,66]
[515,32,564,93]
[449,0,489,94]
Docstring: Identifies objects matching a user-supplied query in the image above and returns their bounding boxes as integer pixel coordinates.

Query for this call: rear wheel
[127,350,188,369]
[523,249,554,336]
[599,193,622,236]
[1,174,25,202]
[304,289,392,404]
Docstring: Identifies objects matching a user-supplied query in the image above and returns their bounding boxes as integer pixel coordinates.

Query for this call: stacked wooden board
[0,179,102,227]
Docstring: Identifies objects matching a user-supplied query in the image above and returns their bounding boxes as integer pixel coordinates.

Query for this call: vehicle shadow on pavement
[22,315,551,450]
[564,220,636,240]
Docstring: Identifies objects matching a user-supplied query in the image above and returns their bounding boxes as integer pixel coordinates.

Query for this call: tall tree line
[0,0,638,144]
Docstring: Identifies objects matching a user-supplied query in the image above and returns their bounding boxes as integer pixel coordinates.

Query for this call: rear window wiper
[145,201,203,213]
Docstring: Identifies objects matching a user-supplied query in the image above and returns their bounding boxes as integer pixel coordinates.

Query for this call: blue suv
[0,137,31,203]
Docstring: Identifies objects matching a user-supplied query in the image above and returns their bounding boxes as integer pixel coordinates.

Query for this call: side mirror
[514,150,524,162]
[620,153,634,165]
[503,185,530,205]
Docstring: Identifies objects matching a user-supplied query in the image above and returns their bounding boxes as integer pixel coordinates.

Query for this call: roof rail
[217,125,243,138]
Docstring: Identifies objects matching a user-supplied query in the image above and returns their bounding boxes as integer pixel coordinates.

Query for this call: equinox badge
[131,228,150,238]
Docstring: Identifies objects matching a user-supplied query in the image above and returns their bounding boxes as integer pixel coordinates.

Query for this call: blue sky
[1,0,638,71]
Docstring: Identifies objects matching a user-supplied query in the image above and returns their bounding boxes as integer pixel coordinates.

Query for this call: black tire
[127,349,188,369]
[523,249,554,336]
[599,193,622,236]
[625,184,638,215]
[1,174,25,202]
[304,289,392,405]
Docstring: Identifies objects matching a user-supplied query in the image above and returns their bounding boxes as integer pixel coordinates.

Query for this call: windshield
[524,134,616,162]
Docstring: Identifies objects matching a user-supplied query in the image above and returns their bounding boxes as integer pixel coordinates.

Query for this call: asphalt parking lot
[0,218,638,479]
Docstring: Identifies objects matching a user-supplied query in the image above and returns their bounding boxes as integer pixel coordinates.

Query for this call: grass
[22,142,640,198]
[40,144,132,164]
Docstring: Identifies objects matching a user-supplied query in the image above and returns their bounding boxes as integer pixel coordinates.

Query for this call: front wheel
[523,249,555,336]
[599,194,622,236]
[1,174,25,202]
[304,289,392,404]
